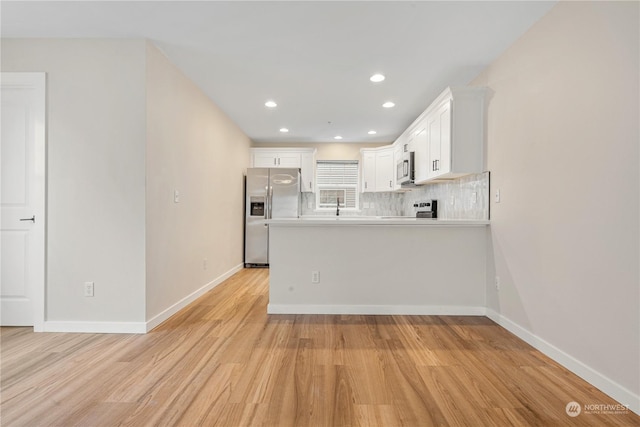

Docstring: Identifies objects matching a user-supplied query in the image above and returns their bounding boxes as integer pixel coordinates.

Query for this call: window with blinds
[315,160,359,210]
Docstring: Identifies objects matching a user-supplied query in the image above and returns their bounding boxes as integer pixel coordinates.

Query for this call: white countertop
[267,216,489,226]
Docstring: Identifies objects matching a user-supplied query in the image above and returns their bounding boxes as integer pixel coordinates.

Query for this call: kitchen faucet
[336,196,340,216]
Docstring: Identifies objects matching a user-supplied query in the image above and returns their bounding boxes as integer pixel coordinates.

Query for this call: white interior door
[1,73,46,330]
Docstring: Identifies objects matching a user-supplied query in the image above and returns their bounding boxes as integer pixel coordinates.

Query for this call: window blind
[316,161,359,209]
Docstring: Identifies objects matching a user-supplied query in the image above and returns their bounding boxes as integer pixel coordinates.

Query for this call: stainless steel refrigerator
[244,168,300,266]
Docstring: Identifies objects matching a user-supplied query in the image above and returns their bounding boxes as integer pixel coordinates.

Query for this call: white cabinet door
[277,152,301,168]
[427,111,440,179]
[411,123,429,184]
[253,152,279,167]
[393,143,404,190]
[375,148,394,192]
[361,151,376,192]
[300,151,315,193]
[427,100,452,179]
[438,100,452,176]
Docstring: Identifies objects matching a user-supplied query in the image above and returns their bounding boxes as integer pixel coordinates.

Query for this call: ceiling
[1,1,556,144]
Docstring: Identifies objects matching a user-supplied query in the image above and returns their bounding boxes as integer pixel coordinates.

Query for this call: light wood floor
[1,268,637,427]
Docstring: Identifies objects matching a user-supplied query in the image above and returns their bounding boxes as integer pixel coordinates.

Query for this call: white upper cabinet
[409,120,429,184]
[393,141,404,191]
[300,151,316,193]
[415,87,487,184]
[361,150,376,192]
[252,151,279,167]
[252,150,301,168]
[425,99,451,179]
[276,152,302,168]
[250,148,316,192]
[375,147,394,192]
[361,146,394,192]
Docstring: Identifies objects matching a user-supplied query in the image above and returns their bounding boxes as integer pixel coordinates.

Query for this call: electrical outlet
[494,276,501,291]
[471,192,477,204]
[84,281,94,297]
[449,195,455,206]
[311,271,320,284]
[495,189,501,203]
[174,189,180,203]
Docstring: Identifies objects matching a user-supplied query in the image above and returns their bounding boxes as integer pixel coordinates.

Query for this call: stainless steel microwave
[397,146,414,186]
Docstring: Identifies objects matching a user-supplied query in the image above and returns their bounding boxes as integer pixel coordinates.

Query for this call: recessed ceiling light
[279,128,289,133]
[370,74,385,83]
[382,101,395,108]
[368,130,377,135]
[265,100,277,108]
[334,136,343,140]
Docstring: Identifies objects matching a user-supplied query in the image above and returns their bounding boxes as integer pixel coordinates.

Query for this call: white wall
[145,43,251,322]
[473,1,639,405]
[1,39,148,323]
[1,39,252,330]
[269,224,487,314]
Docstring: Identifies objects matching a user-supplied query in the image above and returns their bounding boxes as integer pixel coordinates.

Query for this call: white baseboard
[145,263,243,332]
[486,309,639,415]
[43,321,146,334]
[42,263,244,335]
[267,304,487,316]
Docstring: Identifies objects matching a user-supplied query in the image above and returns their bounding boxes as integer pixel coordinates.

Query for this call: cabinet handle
[389,180,392,188]
[309,182,312,190]
[435,159,439,171]
[365,182,368,189]
[278,158,281,166]
[274,158,277,166]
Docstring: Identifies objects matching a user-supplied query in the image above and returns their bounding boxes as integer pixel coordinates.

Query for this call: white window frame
[315,160,360,212]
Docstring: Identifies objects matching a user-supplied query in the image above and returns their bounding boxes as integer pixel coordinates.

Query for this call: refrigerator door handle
[264,185,269,220]
[268,186,273,219]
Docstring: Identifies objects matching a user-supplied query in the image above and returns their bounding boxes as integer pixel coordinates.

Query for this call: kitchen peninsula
[267,217,489,315]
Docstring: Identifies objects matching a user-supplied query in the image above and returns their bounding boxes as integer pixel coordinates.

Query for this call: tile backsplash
[301,172,489,220]
[403,172,490,220]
